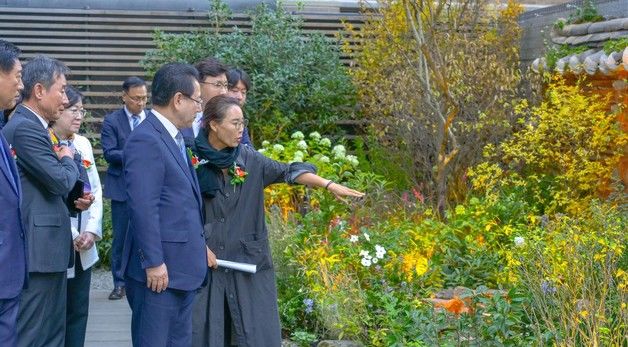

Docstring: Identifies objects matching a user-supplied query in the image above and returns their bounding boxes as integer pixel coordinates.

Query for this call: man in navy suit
[121,63,210,347]
[101,76,148,300]
[0,39,26,347]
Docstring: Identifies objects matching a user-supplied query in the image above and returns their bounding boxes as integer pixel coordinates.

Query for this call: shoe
[108,286,125,300]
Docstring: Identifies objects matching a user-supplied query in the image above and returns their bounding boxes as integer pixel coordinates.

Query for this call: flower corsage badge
[9,144,17,160]
[48,128,61,151]
[82,159,93,170]
[186,147,208,169]
[229,162,248,189]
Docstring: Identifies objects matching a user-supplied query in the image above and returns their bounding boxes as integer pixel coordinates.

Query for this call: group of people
[0,38,364,347]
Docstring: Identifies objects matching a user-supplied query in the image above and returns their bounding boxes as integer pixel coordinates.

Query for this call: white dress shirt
[192,112,203,137]
[124,106,146,130]
[152,109,180,141]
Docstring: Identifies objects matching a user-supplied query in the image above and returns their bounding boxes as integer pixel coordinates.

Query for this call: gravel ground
[90,267,114,290]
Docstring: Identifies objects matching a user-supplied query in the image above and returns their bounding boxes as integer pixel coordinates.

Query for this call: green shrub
[142,0,355,144]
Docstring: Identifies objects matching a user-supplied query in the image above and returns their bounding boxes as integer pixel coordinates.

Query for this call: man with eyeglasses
[121,63,208,347]
[101,76,148,301]
[2,55,81,347]
[180,57,228,146]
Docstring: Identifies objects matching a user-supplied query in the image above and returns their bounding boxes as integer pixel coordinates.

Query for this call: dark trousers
[111,200,129,287]
[0,295,20,347]
[65,253,92,347]
[17,272,67,347]
[126,278,196,347]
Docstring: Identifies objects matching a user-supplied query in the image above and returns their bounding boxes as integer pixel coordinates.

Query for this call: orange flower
[82,159,92,170]
[429,297,472,316]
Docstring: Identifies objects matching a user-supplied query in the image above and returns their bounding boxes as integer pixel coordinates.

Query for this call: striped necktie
[131,114,140,130]
[175,132,188,164]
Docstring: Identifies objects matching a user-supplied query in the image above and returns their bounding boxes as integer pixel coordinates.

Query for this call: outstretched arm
[295,172,365,202]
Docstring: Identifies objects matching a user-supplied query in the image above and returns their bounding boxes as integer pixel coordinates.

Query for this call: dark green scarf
[193,128,240,198]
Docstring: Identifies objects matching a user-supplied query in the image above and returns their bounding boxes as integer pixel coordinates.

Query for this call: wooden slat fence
[0,6,366,156]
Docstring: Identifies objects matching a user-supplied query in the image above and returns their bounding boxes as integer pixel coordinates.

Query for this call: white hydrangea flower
[361,257,372,267]
[359,250,369,257]
[332,145,346,160]
[349,235,359,243]
[375,245,387,259]
[332,145,346,155]
[309,131,321,140]
[319,138,331,147]
[319,155,330,163]
[262,140,270,147]
[514,236,525,247]
[371,257,379,264]
[258,148,266,154]
[273,144,285,152]
[363,232,370,242]
[297,140,308,150]
[291,131,305,140]
[346,154,359,167]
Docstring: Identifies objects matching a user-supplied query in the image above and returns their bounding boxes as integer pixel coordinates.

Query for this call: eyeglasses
[182,94,203,107]
[201,80,229,89]
[230,118,249,129]
[125,93,148,103]
[68,108,86,117]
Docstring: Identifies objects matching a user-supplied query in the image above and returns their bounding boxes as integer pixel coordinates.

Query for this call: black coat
[192,145,315,347]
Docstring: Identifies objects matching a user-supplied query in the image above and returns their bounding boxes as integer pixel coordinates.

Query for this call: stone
[317,340,364,347]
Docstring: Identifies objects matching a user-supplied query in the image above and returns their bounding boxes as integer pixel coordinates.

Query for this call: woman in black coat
[191,95,363,347]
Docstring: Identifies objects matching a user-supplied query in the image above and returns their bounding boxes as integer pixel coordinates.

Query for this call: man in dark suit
[2,55,85,347]
[180,57,228,146]
[122,63,209,347]
[0,39,26,347]
[101,76,148,300]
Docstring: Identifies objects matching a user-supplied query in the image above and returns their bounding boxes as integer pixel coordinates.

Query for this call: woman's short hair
[201,95,241,130]
[64,86,83,107]
[226,68,251,91]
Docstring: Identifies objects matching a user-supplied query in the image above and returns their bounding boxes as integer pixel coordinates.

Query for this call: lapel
[117,108,132,136]
[0,134,19,196]
[146,113,203,207]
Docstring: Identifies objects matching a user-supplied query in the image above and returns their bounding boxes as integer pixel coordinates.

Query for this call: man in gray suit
[2,55,89,347]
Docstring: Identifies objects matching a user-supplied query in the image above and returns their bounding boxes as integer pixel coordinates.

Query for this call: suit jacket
[101,108,137,201]
[1,104,79,273]
[121,112,207,291]
[0,131,27,299]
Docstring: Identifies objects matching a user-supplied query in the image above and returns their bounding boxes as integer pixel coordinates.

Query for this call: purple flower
[541,281,557,295]
[303,298,314,314]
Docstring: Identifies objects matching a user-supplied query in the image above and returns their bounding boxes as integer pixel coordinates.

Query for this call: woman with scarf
[191,95,363,347]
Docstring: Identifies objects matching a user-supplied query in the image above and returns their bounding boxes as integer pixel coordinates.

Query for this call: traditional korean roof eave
[532,46,628,76]
[531,17,628,76]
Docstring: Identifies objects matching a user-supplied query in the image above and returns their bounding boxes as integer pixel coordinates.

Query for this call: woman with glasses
[51,86,103,347]
[191,95,364,347]
[225,67,253,148]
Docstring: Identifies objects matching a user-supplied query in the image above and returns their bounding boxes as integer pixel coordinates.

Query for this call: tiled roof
[532,46,627,74]
[531,17,628,75]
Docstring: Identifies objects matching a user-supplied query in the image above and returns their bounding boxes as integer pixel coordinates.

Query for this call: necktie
[131,114,140,130]
[175,132,188,164]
